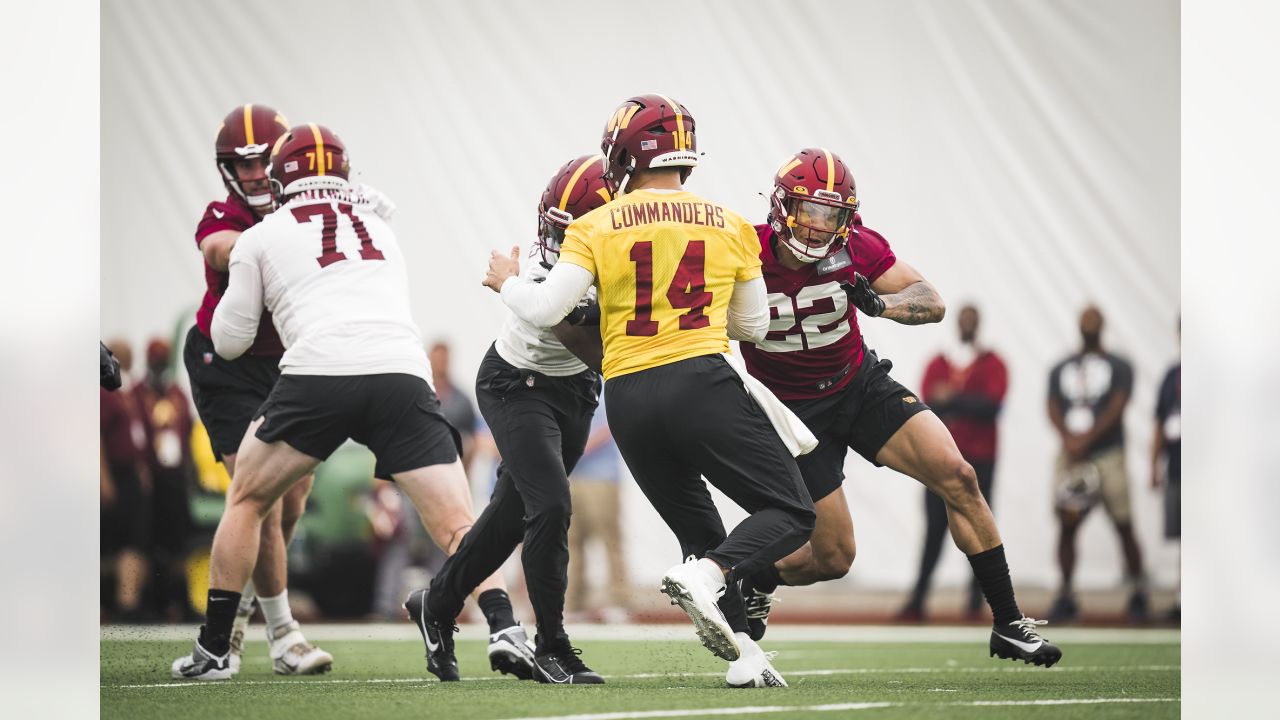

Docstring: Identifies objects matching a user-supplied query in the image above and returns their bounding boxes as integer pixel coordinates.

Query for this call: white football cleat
[726,632,787,688]
[269,621,334,675]
[660,556,740,661]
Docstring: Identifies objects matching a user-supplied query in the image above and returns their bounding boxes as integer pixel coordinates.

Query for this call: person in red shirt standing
[899,305,1008,620]
[181,104,330,675]
[132,339,197,621]
[101,339,151,622]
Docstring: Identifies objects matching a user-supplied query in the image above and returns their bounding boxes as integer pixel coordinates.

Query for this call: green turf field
[101,627,1179,719]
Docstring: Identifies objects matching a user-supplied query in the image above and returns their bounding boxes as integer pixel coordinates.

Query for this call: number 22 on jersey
[625,240,714,336]
[291,202,385,268]
[756,281,850,352]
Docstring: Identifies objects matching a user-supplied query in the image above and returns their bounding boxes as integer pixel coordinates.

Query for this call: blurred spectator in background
[1151,316,1180,622]
[900,304,1007,621]
[429,341,480,470]
[131,338,197,621]
[100,339,151,622]
[565,395,630,623]
[369,341,480,618]
[1046,306,1147,623]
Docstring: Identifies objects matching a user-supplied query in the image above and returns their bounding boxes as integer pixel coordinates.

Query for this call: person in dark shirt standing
[1047,306,1147,623]
[101,339,151,622]
[1151,317,1180,622]
[132,339,196,621]
[900,304,1008,621]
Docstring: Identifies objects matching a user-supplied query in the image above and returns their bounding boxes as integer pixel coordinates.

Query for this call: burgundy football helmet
[215,104,290,211]
[599,94,698,194]
[534,154,613,266]
[769,148,860,263]
[268,123,351,199]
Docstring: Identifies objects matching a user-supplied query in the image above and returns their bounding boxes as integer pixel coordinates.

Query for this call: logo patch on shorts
[903,395,917,404]
[526,375,536,387]
[203,352,213,364]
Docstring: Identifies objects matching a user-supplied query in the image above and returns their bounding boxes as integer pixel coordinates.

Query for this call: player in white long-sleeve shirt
[414,155,611,685]
[171,123,525,681]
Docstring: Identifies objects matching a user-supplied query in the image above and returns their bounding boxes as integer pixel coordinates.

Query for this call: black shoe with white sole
[532,647,605,685]
[990,616,1063,668]
[404,588,459,681]
[488,624,537,680]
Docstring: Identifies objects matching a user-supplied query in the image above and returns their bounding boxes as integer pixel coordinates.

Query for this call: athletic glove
[100,341,122,391]
[841,272,885,317]
[352,183,398,221]
[564,299,601,327]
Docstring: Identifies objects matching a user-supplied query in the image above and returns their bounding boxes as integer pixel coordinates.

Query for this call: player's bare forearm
[879,281,944,325]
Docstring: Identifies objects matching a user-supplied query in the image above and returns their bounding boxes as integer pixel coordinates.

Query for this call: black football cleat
[990,617,1063,668]
[532,646,605,685]
[740,575,779,642]
[404,588,459,681]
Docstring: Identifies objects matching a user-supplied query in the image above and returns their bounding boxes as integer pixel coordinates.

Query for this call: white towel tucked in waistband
[720,352,819,457]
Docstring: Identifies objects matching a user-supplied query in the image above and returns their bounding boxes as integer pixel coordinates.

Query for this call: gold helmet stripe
[777,156,802,178]
[243,104,256,145]
[309,123,325,176]
[821,147,835,192]
[559,154,605,211]
[657,94,685,150]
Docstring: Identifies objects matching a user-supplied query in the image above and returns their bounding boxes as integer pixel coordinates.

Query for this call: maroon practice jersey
[193,195,284,356]
[739,218,896,401]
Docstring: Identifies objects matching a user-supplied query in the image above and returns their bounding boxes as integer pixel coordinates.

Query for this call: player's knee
[938,457,979,505]
[280,478,311,529]
[815,540,855,580]
[529,493,573,529]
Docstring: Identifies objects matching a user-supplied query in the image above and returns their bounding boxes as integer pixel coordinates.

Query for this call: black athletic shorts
[787,346,931,502]
[183,325,281,460]
[605,354,813,527]
[254,372,461,480]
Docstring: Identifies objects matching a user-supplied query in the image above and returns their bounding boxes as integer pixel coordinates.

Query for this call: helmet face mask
[769,148,860,264]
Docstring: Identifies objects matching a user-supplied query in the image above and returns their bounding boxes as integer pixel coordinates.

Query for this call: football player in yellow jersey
[484,94,815,687]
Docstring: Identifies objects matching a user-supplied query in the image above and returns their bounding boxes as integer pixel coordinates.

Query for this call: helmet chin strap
[245,192,274,209]
[783,235,830,264]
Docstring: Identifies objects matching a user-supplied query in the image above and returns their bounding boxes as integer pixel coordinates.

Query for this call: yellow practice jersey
[558,188,762,379]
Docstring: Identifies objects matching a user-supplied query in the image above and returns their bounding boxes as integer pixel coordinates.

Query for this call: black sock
[752,564,785,594]
[477,589,517,634]
[200,589,242,656]
[966,544,1021,627]
[534,631,571,656]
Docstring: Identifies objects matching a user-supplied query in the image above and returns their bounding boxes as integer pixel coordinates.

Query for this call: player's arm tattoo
[879,280,945,325]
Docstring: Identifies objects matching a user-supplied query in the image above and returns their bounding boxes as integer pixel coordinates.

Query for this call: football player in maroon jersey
[181,103,332,675]
[738,148,1061,667]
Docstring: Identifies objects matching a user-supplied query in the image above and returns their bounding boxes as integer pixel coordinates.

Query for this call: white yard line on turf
[101,623,1181,644]
[106,665,1179,690]
[504,698,1180,720]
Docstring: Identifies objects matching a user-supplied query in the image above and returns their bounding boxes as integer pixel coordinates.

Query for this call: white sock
[238,581,257,617]
[259,591,294,633]
[733,632,759,656]
[696,558,727,590]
